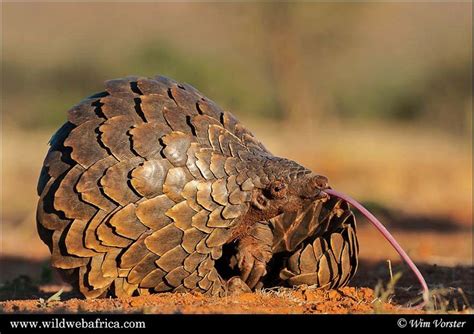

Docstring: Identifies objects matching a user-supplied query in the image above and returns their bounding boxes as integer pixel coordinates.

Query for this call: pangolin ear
[251,192,270,210]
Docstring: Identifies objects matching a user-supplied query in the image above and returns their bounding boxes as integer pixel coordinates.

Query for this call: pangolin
[37,75,428,301]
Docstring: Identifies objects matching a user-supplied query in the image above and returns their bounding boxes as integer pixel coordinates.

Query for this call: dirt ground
[0,286,415,314]
[0,224,472,314]
[0,264,471,314]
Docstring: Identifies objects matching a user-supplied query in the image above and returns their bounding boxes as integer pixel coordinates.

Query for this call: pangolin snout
[312,175,329,189]
[298,174,330,200]
[313,175,330,202]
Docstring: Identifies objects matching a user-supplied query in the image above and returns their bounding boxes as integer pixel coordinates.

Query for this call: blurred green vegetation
[2,2,471,135]
[335,59,471,130]
[3,41,283,128]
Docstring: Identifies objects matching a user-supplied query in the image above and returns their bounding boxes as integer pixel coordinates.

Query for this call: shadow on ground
[353,259,473,311]
[358,201,468,233]
[0,255,75,301]
[0,254,472,312]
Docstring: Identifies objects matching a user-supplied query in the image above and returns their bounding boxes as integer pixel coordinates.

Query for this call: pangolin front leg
[233,221,273,289]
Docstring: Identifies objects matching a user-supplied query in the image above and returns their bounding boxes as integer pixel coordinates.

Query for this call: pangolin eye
[268,181,287,199]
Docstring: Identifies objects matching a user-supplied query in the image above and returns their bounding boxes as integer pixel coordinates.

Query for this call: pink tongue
[324,188,429,308]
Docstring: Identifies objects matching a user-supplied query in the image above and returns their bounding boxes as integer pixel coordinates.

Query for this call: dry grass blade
[38,288,64,308]
[373,271,402,313]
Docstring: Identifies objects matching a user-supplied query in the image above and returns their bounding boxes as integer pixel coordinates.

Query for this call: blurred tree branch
[259,3,317,123]
[257,3,366,126]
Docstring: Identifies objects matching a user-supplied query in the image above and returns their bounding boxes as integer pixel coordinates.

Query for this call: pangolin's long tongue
[324,188,429,308]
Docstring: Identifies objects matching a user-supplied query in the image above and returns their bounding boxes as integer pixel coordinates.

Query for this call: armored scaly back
[37,75,359,298]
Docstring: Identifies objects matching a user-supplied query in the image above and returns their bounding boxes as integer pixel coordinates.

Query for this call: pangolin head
[248,158,330,220]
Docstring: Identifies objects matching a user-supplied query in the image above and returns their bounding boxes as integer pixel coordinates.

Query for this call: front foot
[234,221,273,289]
[226,276,251,295]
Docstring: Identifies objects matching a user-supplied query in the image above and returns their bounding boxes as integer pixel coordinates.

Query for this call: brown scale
[37,75,359,298]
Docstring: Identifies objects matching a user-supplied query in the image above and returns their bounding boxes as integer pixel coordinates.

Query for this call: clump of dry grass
[38,288,64,308]
[373,271,403,313]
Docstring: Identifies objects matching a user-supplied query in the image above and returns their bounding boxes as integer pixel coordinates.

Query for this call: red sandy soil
[0,286,414,314]
[0,253,471,314]
[0,220,472,314]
